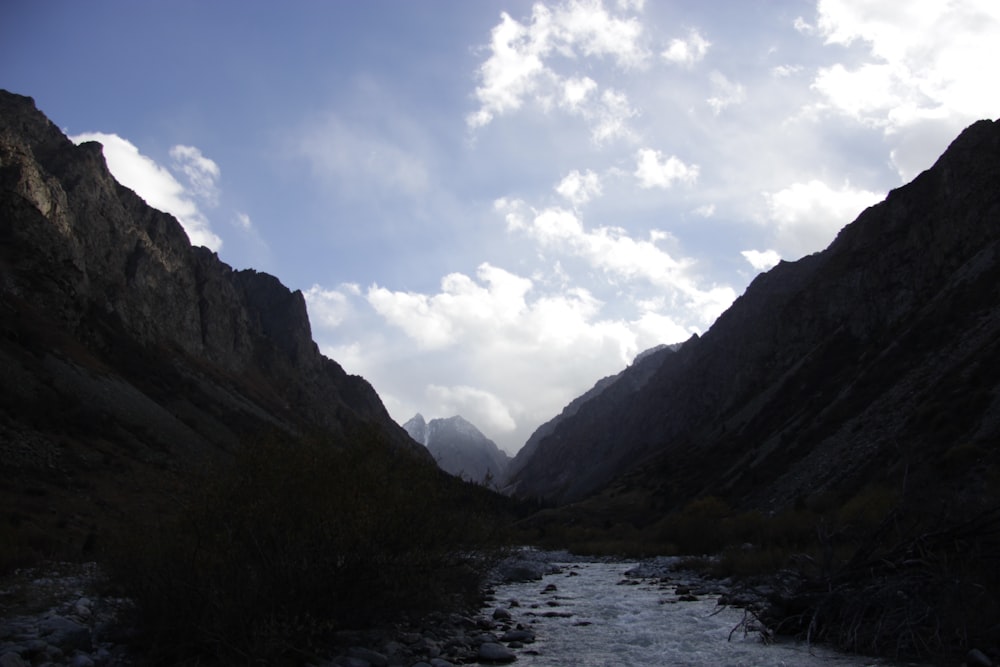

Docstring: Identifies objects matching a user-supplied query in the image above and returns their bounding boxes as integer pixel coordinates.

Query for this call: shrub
[104,433,507,664]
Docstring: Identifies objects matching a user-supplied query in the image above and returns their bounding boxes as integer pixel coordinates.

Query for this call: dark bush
[105,433,508,664]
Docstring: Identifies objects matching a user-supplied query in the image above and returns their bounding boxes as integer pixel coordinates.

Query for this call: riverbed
[484,559,902,667]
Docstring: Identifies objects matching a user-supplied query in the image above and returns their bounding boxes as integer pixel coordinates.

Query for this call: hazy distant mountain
[404,414,510,485]
[507,117,1000,511]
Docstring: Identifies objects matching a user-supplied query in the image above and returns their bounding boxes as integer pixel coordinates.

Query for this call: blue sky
[3,1,998,453]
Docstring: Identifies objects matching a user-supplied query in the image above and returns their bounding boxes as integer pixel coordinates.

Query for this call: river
[483,559,904,667]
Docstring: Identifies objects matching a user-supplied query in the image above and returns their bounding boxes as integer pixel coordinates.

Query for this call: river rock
[492,607,511,621]
[499,629,535,643]
[38,615,90,651]
[0,652,26,667]
[347,646,388,666]
[477,642,516,663]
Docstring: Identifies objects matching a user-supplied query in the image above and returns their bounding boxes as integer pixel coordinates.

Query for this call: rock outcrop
[403,414,510,485]
[0,90,427,558]
[507,117,1000,509]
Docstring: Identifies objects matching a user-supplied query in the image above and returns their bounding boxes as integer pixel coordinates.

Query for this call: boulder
[477,642,516,663]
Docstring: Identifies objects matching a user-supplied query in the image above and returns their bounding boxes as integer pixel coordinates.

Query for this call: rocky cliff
[503,343,678,492]
[507,117,1000,510]
[0,90,427,561]
[403,413,510,485]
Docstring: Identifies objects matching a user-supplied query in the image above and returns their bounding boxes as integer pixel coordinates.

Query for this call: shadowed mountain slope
[0,90,429,564]
[507,118,1000,512]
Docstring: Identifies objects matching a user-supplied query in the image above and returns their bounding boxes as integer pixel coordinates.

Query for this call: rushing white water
[485,561,898,667]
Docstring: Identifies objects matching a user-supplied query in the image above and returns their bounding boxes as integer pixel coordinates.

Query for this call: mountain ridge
[0,90,429,562]
[403,413,510,484]
[507,117,1000,510]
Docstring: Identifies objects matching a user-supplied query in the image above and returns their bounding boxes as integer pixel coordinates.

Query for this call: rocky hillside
[503,343,677,492]
[507,117,1000,511]
[403,414,510,485]
[0,90,428,565]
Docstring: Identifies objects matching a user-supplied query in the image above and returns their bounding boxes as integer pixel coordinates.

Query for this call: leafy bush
[105,433,508,664]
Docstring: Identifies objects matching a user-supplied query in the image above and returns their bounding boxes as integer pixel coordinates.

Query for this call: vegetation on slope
[103,430,516,665]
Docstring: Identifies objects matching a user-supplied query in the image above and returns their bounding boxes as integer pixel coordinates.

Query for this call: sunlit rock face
[404,414,510,485]
[508,118,1000,510]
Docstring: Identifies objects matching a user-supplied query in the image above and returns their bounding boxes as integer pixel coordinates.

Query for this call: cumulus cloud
[634,148,699,189]
[368,264,533,350]
[661,29,711,66]
[468,0,648,140]
[556,169,602,206]
[340,255,710,452]
[561,76,599,110]
[304,283,360,330]
[497,199,735,327]
[741,249,782,272]
[764,179,883,256]
[809,0,1000,175]
[590,88,639,143]
[706,70,746,115]
[426,384,517,435]
[70,132,223,250]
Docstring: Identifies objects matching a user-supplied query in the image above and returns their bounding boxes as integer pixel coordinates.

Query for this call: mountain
[403,414,510,485]
[503,343,679,492]
[0,90,429,561]
[507,117,1000,511]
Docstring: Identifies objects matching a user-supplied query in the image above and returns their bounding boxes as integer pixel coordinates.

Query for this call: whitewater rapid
[484,560,897,667]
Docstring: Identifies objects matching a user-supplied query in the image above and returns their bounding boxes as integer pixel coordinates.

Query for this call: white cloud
[561,76,599,110]
[304,283,360,330]
[70,132,223,250]
[235,212,253,230]
[661,29,711,67]
[741,249,782,272]
[616,0,644,10]
[468,0,648,135]
[497,200,735,327]
[810,1,1000,135]
[772,64,803,78]
[551,0,648,68]
[368,263,533,350]
[706,70,746,115]
[693,203,715,217]
[793,16,815,34]
[764,179,883,256]
[590,88,639,143]
[467,10,549,128]
[426,384,517,435]
[634,148,699,189]
[556,169,602,206]
[342,256,709,452]
[169,145,220,206]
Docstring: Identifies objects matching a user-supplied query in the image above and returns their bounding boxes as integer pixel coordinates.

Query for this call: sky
[3,1,999,454]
